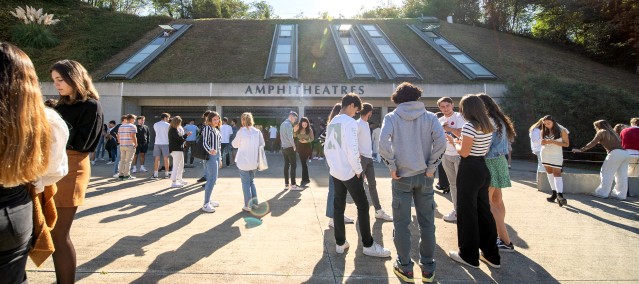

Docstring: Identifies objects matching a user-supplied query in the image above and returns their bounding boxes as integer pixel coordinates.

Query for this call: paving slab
[26,154,639,283]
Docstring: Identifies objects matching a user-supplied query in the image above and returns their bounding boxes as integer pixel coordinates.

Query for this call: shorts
[485,155,512,189]
[153,144,170,157]
[55,150,90,207]
[136,143,149,154]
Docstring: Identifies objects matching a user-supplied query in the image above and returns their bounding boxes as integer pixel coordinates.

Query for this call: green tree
[401,0,455,20]
[220,0,249,18]
[192,0,222,18]
[246,0,273,19]
[358,6,401,18]
[452,0,481,25]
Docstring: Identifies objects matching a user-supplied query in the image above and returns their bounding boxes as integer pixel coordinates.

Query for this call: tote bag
[257,146,268,171]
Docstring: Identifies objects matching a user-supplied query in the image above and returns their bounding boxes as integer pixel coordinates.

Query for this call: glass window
[368,30,382,37]
[338,25,352,32]
[275,54,290,63]
[442,45,461,53]
[128,53,148,63]
[377,45,394,54]
[273,63,289,74]
[352,64,370,75]
[347,53,365,64]
[279,37,291,44]
[362,25,376,31]
[391,63,411,75]
[343,45,359,54]
[151,38,165,45]
[425,32,438,38]
[277,45,291,54]
[434,39,449,45]
[140,45,160,54]
[280,25,293,31]
[383,53,402,63]
[280,30,292,37]
[464,63,493,76]
[371,37,386,45]
[112,63,136,75]
[452,54,474,64]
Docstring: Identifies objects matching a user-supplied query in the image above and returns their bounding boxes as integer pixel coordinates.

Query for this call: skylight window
[330,24,378,79]
[265,24,298,79]
[356,24,421,79]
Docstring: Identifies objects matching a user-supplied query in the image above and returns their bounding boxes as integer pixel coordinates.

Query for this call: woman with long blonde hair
[232,112,265,211]
[0,42,68,283]
[51,59,104,283]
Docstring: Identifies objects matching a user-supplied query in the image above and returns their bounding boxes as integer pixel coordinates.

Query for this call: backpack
[192,133,209,160]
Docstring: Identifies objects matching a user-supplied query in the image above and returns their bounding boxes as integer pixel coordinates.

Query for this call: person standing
[105,120,117,164]
[231,118,239,166]
[540,115,570,206]
[437,97,466,222]
[269,125,278,153]
[132,116,150,173]
[529,118,545,173]
[201,112,222,212]
[232,112,265,211]
[446,94,500,269]
[358,103,393,221]
[478,94,517,253]
[183,119,199,168]
[220,117,234,168]
[91,124,107,165]
[110,115,126,178]
[371,122,381,163]
[573,120,630,199]
[378,83,446,282]
[169,116,190,188]
[117,114,138,180]
[620,118,639,177]
[281,111,300,190]
[294,117,314,187]
[197,110,213,183]
[324,93,391,258]
[51,59,104,284]
[152,113,171,179]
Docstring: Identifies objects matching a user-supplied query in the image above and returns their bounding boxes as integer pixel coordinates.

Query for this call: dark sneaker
[393,262,414,283]
[421,271,435,283]
[557,195,567,207]
[497,239,515,252]
[150,175,159,179]
[196,177,206,183]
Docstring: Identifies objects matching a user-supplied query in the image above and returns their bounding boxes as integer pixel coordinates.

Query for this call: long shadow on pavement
[562,196,639,235]
[343,219,391,283]
[303,228,343,284]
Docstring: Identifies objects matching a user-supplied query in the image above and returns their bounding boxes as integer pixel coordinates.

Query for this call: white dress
[540,126,569,169]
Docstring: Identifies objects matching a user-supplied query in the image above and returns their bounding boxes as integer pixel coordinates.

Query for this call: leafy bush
[11,23,59,48]
[501,74,639,159]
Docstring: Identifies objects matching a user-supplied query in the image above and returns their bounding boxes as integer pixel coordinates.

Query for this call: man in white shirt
[324,93,391,258]
[269,125,278,153]
[152,113,171,179]
[371,122,381,163]
[438,97,466,222]
[220,117,234,167]
[357,103,393,221]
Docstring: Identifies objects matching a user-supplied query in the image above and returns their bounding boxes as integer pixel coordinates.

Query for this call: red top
[620,127,639,151]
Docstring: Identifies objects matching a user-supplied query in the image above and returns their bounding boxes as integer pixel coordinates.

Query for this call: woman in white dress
[540,115,570,206]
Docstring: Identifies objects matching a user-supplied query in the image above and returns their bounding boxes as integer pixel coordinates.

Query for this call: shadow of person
[268,188,302,217]
[505,223,529,249]
[345,218,390,283]
[85,178,159,199]
[302,228,343,284]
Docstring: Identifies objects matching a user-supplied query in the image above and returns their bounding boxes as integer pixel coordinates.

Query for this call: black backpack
[192,134,209,160]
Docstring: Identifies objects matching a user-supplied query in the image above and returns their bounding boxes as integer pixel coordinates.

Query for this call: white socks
[554,177,563,193]
[546,174,557,192]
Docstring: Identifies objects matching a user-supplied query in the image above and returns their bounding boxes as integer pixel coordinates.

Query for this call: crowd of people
[1,40,638,284]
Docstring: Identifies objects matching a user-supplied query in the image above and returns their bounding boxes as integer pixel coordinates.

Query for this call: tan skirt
[54,150,90,207]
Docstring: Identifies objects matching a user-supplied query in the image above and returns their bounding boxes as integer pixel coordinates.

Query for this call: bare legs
[488,187,510,245]
[51,206,78,284]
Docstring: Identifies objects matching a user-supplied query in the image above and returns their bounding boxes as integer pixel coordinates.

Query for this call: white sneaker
[343,215,355,224]
[443,210,457,222]
[328,218,334,228]
[363,242,391,258]
[132,167,137,173]
[449,251,479,268]
[242,206,251,212]
[91,161,96,165]
[178,180,188,186]
[113,173,120,178]
[318,157,324,160]
[375,209,393,221]
[201,203,215,213]
[106,161,114,165]
[336,240,350,254]
[290,185,304,191]
[171,182,184,188]
[313,157,319,160]
[209,201,220,207]
[140,166,147,172]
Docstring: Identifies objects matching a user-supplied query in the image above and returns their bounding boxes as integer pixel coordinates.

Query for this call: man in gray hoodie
[379,82,447,283]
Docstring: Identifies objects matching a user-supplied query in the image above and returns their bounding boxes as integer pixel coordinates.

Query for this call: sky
[265,0,404,18]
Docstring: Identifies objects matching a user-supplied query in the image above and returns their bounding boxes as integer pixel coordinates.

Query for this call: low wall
[537,173,639,197]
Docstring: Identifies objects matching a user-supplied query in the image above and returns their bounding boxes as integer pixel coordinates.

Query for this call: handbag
[257,146,268,171]
[192,134,209,160]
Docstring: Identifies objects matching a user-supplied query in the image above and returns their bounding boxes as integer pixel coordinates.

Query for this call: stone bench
[537,173,639,196]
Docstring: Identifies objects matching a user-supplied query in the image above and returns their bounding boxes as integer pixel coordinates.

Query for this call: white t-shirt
[153,120,170,145]
[439,112,466,156]
[220,124,233,143]
[357,119,373,158]
[269,126,278,139]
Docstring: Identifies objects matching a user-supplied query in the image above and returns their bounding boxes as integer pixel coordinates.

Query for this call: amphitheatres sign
[244,84,365,95]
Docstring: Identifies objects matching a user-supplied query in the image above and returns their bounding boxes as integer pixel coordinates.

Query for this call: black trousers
[456,156,500,266]
[437,162,449,188]
[333,174,373,247]
[282,147,297,186]
[0,186,33,284]
[298,143,311,183]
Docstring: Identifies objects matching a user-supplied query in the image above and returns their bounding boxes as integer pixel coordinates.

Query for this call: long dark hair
[477,93,515,140]
[50,59,99,104]
[541,115,561,139]
[459,95,494,134]
[296,117,312,135]
[327,103,342,123]
[206,111,221,130]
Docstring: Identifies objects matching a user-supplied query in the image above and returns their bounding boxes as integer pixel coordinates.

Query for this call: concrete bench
[537,172,639,196]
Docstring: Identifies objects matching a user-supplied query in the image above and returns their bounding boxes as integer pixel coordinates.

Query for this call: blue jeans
[203,154,219,204]
[392,174,436,274]
[94,137,105,160]
[113,146,121,174]
[239,170,258,207]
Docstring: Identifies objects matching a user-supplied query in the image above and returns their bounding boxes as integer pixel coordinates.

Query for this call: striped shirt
[202,125,221,154]
[461,122,492,156]
[117,123,137,147]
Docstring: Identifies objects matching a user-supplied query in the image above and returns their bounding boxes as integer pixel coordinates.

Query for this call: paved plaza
[26,154,638,283]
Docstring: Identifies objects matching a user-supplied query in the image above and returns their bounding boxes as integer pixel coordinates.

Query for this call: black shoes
[546,190,557,202]
[196,177,206,183]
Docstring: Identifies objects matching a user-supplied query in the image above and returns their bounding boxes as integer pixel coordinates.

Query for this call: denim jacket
[486,120,509,159]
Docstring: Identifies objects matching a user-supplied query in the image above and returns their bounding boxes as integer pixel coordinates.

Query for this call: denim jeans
[333,174,373,247]
[204,154,220,204]
[113,145,121,174]
[391,174,436,274]
[94,137,105,160]
[0,186,33,284]
[239,170,258,207]
[282,147,297,186]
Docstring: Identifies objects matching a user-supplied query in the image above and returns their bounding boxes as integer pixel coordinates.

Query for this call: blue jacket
[486,120,509,159]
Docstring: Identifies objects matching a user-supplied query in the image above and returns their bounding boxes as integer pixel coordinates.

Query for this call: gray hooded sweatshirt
[379,101,447,177]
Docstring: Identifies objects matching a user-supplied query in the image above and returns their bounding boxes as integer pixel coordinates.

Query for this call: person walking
[169,116,191,188]
[573,120,630,199]
[220,117,234,167]
[0,42,69,284]
[201,111,222,213]
[132,116,150,173]
[183,119,199,168]
[529,118,545,173]
[379,83,446,283]
[152,113,171,179]
[51,59,104,284]
[358,103,393,221]
[294,117,314,187]
[324,93,391,258]
[446,94,500,269]
[437,97,466,222]
[478,94,517,253]
[232,112,265,211]
[281,111,300,190]
[540,115,570,206]
[117,114,138,180]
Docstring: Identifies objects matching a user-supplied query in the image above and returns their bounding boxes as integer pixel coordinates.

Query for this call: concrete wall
[537,172,639,197]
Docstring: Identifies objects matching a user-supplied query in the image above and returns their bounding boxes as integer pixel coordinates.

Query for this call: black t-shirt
[136,124,150,145]
[110,124,122,145]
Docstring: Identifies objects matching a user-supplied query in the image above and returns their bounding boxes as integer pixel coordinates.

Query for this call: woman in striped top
[446,94,500,269]
[201,111,222,213]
